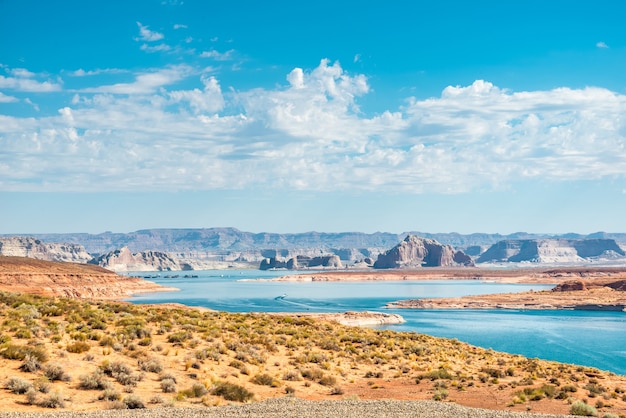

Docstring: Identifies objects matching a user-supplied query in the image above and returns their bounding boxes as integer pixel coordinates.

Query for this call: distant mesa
[90,247,185,272]
[0,236,92,264]
[373,235,474,269]
[476,239,626,264]
[260,255,343,271]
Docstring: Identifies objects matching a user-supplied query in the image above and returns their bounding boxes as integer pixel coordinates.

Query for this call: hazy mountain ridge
[6,228,626,254]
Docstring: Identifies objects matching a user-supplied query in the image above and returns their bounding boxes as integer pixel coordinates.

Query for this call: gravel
[0,397,577,418]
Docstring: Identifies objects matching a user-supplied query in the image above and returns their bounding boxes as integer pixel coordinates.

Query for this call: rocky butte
[373,235,474,269]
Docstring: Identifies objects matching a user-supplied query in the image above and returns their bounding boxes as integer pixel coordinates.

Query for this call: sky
[1,0,626,235]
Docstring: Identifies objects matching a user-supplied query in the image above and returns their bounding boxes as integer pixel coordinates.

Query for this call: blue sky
[1,0,625,235]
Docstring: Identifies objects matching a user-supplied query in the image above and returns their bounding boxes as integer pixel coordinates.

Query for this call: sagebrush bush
[160,378,177,393]
[43,364,71,382]
[67,341,91,353]
[123,394,145,409]
[6,377,33,394]
[210,381,254,402]
[570,400,598,416]
[38,391,66,408]
[78,370,111,390]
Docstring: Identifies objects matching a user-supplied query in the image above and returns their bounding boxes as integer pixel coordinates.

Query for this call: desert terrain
[0,257,625,417]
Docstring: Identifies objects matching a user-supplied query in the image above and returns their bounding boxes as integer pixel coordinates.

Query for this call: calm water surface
[127,270,626,375]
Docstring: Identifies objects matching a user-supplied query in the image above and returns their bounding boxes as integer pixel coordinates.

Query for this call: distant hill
[6,228,626,254]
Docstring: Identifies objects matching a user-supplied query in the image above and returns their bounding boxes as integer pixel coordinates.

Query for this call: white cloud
[200,49,235,61]
[169,75,225,114]
[140,43,171,53]
[173,23,188,30]
[596,41,609,49]
[136,22,164,42]
[70,68,126,77]
[80,65,192,94]
[2,62,626,194]
[0,92,18,103]
[0,70,62,92]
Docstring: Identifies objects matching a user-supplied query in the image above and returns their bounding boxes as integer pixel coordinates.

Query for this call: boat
[274,293,287,300]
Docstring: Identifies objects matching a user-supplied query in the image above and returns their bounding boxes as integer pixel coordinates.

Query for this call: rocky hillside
[0,256,175,298]
[477,239,626,264]
[0,236,92,263]
[90,247,188,272]
[373,235,474,269]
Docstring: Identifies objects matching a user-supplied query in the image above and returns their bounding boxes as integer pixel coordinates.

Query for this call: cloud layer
[1,60,625,193]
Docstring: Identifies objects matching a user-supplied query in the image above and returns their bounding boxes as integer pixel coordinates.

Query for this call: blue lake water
[127,270,626,375]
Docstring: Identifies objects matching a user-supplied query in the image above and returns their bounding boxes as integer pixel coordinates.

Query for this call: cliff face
[92,247,185,272]
[0,256,175,298]
[0,237,92,264]
[373,235,474,269]
[260,255,343,270]
[477,239,625,264]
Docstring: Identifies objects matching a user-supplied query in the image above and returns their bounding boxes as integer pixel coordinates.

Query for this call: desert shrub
[43,364,71,382]
[0,343,48,362]
[570,400,598,416]
[301,368,324,381]
[123,394,145,409]
[6,377,33,394]
[99,388,121,401]
[282,370,303,381]
[25,388,39,405]
[149,395,164,404]
[210,381,254,402]
[160,378,177,393]
[78,370,111,390]
[167,331,191,343]
[251,373,280,387]
[67,341,91,353]
[19,355,42,373]
[138,357,163,373]
[421,368,453,381]
[601,413,619,418]
[481,367,505,378]
[364,371,383,378]
[285,385,296,395]
[159,372,177,383]
[330,386,344,395]
[318,375,337,386]
[433,388,449,401]
[34,377,51,393]
[181,382,208,398]
[38,391,65,408]
[14,328,32,339]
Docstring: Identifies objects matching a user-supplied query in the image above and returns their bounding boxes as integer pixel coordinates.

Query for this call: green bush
[251,373,280,387]
[570,400,598,416]
[210,381,254,402]
[67,341,91,353]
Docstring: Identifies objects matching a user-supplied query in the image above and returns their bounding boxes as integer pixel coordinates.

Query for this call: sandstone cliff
[92,247,185,272]
[260,255,343,270]
[373,235,474,269]
[0,236,92,263]
[477,239,626,264]
[0,256,175,299]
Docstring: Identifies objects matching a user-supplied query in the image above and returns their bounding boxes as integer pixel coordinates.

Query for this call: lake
[126,270,626,375]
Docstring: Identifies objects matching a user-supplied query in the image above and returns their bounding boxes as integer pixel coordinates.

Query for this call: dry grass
[0,290,625,416]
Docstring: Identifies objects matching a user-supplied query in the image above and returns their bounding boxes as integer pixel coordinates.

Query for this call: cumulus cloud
[1,61,626,194]
[596,41,609,48]
[173,23,188,30]
[169,75,225,114]
[136,22,164,42]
